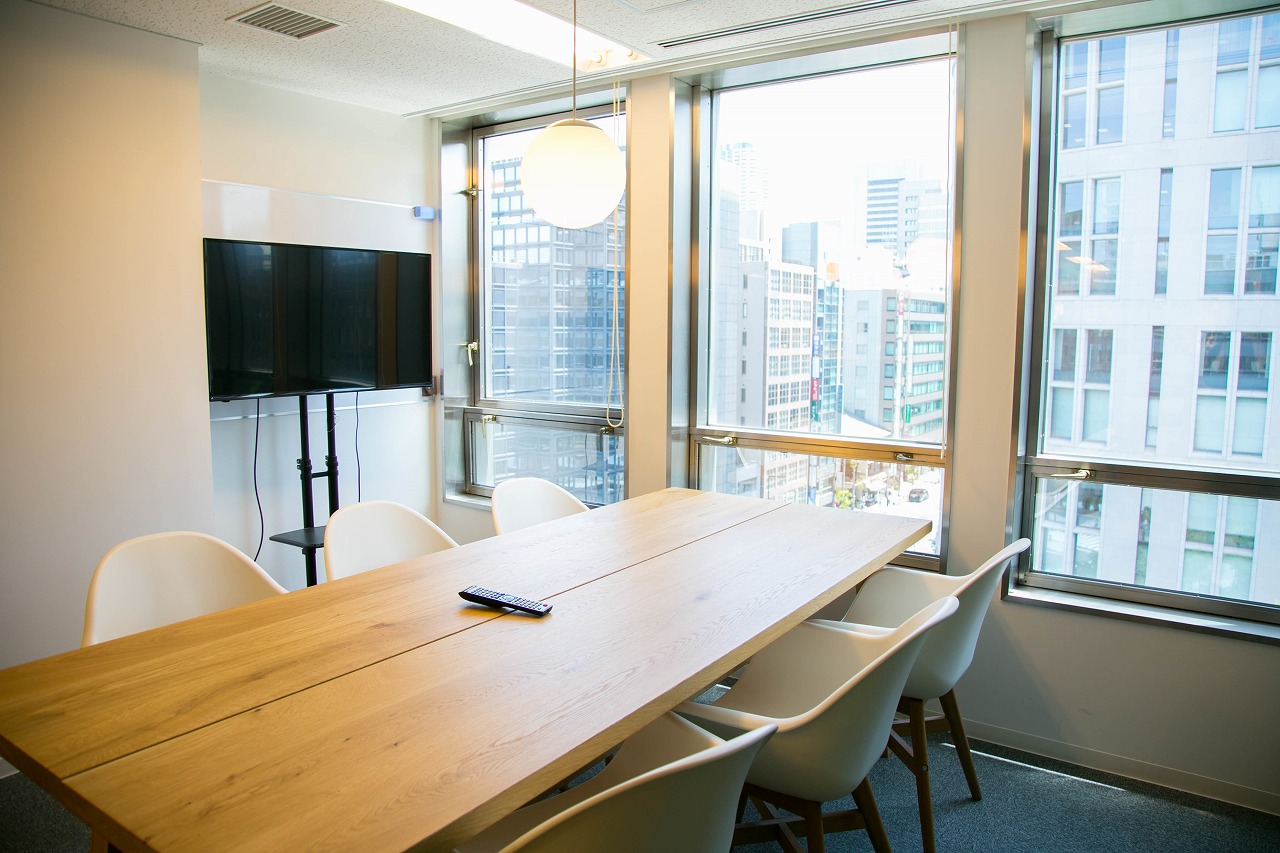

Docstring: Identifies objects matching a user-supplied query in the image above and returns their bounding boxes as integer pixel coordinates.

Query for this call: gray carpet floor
[3,735,1278,851]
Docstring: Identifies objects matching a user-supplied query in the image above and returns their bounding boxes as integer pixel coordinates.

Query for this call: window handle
[480,413,496,438]
[460,341,478,366]
[1059,469,1092,480]
[704,435,737,446]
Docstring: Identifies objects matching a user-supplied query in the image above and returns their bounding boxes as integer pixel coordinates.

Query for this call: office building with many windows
[1028,12,1280,608]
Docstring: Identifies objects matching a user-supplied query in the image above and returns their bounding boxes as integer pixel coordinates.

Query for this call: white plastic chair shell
[490,478,589,535]
[675,596,957,806]
[82,531,286,646]
[824,538,1031,701]
[455,713,775,853]
[322,500,459,582]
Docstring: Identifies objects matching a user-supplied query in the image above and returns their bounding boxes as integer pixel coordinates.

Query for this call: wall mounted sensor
[412,206,437,221]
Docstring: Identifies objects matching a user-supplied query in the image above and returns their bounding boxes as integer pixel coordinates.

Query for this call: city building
[1036,18,1280,605]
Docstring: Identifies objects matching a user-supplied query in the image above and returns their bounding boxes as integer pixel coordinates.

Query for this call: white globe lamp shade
[521,119,625,229]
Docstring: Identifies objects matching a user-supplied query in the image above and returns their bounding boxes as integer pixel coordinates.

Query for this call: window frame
[459,103,629,504]
[1020,17,1280,631]
[689,35,960,572]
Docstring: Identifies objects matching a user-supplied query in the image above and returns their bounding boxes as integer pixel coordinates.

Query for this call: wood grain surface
[0,490,928,852]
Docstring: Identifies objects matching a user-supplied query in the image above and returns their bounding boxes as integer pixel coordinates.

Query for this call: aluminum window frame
[689,31,962,571]
[460,103,629,501]
[1020,12,1280,630]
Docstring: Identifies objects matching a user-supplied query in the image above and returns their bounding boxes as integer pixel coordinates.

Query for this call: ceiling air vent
[231,3,343,40]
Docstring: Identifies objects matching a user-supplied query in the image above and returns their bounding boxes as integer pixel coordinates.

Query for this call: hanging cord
[571,0,578,118]
[940,19,958,463]
[605,79,625,429]
[354,391,363,501]
[252,398,265,561]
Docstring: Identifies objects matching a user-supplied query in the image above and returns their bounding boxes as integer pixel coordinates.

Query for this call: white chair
[322,500,458,582]
[490,477,588,535]
[82,531,286,646]
[455,713,776,853]
[676,597,958,853]
[818,537,1032,853]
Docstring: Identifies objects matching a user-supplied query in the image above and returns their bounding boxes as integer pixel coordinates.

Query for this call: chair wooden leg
[940,689,982,801]
[801,798,826,853]
[738,792,807,853]
[90,832,124,853]
[888,698,937,853]
[908,697,936,853]
[734,782,891,853]
[852,777,892,853]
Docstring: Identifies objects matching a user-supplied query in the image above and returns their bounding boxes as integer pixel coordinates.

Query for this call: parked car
[908,487,929,503]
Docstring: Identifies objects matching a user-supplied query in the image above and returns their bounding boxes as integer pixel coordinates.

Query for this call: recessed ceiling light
[383,0,647,71]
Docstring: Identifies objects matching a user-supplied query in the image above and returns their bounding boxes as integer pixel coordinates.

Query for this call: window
[1195,331,1272,456]
[461,109,628,504]
[1090,178,1120,295]
[1023,14,1280,627]
[1095,37,1127,144]
[696,44,956,563]
[1146,327,1164,449]
[1054,176,1121,297]
[1155,169,1172,294]
[1206,166,1279,295]
[1055,181,1083,293]
[1163,30,1179,138]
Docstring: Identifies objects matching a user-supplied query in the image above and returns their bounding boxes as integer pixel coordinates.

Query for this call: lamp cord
[571,0,578,119]
[606,79,625,430]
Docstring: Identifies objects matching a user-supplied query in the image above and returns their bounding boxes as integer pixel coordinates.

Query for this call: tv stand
[269,393,340,586]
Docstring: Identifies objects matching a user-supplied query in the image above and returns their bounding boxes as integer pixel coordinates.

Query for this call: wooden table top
[0,488,929,852]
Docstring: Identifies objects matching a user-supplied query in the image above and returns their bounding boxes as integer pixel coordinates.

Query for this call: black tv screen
[203,239,433,401]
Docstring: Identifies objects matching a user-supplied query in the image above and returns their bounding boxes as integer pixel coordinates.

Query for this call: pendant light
[520,0,625,229]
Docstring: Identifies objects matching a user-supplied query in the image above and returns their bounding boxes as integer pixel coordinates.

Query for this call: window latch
[1060,469,1092,480]
[480,413,496,438]
[704,435,737,446]
[460,341,478,366]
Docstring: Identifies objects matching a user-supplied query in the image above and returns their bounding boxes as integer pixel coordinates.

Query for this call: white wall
[625,74,679,496]
[200,74,441,588]
[950,14,1280,813]
[0,0,213,668]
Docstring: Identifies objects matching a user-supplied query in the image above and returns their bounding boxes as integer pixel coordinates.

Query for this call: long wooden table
[0,488,929,852]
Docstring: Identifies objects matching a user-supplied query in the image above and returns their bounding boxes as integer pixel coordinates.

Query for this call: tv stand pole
[269,393,340,586]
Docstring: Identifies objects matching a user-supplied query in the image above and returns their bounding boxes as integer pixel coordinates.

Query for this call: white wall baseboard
[965,719,1280,817]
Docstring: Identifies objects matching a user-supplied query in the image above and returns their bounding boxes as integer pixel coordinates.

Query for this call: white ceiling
[35,0,1064,117]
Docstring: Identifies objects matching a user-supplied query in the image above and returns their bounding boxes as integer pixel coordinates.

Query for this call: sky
[714,57,956,226]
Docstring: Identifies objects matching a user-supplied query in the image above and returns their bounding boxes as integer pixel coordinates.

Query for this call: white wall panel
[0,0,212,669]
[198,77,442,587]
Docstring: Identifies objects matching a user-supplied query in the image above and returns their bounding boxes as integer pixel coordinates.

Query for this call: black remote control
[459,586,553,616]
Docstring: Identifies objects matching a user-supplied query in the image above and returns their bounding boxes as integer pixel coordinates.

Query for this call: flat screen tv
[203,238,433,401]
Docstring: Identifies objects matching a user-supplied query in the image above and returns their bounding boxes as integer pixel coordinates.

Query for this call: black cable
[252,398,265,561]
[354,391,362,502]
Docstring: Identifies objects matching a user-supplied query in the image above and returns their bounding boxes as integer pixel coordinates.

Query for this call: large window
[695,45,956,563]
[462,110,627,505]
[1023,12,1280,625]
